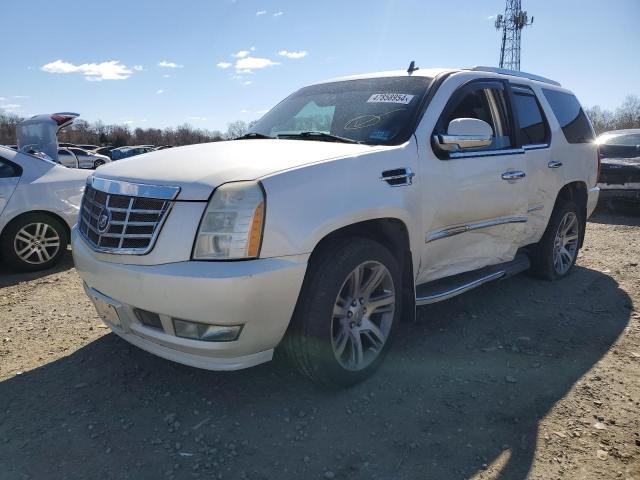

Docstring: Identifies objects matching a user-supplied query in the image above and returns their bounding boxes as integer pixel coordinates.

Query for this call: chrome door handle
[501,170,526,180]
[548,160,563,169]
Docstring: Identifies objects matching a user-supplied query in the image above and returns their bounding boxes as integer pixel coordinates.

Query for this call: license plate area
[86,286,123,330]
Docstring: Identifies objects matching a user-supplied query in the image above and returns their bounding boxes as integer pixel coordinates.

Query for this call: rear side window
[0,158,21,178]
[512,86,549,145]
[542,89,594,144]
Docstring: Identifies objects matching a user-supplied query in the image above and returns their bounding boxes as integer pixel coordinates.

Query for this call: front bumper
[72,227,308,370]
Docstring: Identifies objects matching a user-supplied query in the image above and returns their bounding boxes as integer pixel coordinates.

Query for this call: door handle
[501,170,526,180]
[548,160,563,169]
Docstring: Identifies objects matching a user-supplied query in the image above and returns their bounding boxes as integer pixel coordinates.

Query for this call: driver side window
[440,85,513,152]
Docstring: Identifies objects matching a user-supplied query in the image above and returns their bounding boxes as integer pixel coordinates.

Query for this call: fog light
[172,319,243,342]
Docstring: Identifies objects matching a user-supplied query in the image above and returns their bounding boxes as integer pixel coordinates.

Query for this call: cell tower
[494,0,534,71]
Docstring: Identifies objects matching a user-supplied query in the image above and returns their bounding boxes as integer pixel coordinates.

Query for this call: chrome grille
[78,178,179,254]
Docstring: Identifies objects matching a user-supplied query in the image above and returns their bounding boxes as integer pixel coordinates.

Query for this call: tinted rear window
[512,87,549,145]
[542,89,594,144]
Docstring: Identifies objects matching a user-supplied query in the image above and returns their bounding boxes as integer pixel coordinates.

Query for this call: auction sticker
[367,93,415,104]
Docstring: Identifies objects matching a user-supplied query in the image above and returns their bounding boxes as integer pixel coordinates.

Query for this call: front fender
[259,142,421,260]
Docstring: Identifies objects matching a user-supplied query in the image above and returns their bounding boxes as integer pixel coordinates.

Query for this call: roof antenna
[407,60,419,74]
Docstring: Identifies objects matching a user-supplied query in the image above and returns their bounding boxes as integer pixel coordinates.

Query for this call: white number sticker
[367,93,415,104]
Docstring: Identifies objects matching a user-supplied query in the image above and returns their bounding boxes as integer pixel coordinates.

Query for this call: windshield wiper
[235,132,275,140]
[277,131,362,144]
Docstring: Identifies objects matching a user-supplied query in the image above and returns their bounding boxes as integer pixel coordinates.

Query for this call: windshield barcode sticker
[367,93,415,104]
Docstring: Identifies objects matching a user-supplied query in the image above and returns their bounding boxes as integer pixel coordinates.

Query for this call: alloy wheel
[331,261,395,371]
[13,222,61,265]
[553,211,579,275]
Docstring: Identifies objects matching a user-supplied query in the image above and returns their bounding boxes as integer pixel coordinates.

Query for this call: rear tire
[283,238,402,388]
[529,200,581,280]
[0,213,68,272]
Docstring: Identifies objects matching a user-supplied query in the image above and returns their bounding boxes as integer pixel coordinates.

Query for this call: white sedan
[0,113,90,271]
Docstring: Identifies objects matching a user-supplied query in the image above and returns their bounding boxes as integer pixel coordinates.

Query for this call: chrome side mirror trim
[433,134,493,152]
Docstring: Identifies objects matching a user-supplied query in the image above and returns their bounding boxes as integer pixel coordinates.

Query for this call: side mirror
[434,118,493,152]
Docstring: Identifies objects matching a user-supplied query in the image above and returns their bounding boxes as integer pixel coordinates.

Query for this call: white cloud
[158,60,183,68]
[235,56,279,72]
[279,50,308,59]
[12,95,30,99]
[232,50,251,58]
[187,116,208,121]
[243,81,253,85]
[217,62,232,69]
[256,10,266,15]
[123,120,134,125]
[41,59,133,81]
[0,103,21,112]
[0,97,5,102]
[133,65,144,71]
[162,74,171,78]
[273,11,283,16]
[156,89,164,94]
[487,15,495,20]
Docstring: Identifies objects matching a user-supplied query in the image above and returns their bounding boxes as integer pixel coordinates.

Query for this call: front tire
[93,159,105,168]
[530,200,581,280]
[283,238,402,388]
[0,213,68,272]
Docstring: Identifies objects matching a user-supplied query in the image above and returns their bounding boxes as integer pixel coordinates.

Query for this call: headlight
[193,181,265,260]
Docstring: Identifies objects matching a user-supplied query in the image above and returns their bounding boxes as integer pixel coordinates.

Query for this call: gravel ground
[0,207,638,480]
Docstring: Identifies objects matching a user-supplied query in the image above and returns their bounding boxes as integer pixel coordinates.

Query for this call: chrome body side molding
[426,214,528,243]
[416,270,505,305]
[527,204,544,213]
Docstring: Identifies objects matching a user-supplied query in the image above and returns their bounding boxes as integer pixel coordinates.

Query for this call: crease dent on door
[426,213,528,242]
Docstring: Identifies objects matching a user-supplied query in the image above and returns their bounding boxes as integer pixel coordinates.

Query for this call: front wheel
[530,200,581,280]
[0,213,68,272]
[93,159,105,168]
[283,238,401,388]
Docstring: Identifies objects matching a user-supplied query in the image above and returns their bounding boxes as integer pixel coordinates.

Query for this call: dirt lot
[0,207,639,480]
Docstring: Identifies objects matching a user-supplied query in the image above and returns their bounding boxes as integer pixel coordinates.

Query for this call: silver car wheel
[553,211,579,275]
[331,261,395,371]
[13,222,61,265]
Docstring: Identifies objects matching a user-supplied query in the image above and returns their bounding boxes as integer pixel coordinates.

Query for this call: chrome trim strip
[416,270,506,305]
[426,214,528,243]
[380,167,415,187]
[469,66,561,87]
[527,204,544,213]
[523,143,549,151]
[449,147,525,159]
[91,177,180,200]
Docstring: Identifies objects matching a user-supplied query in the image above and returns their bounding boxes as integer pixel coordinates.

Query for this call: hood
[93,139,391,200]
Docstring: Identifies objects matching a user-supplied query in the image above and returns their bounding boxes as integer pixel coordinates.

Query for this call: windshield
[249,76,432,145]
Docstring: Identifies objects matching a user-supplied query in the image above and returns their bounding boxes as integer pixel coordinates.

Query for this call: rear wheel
[1,213,68,272]
[284,238,401,387]
[530,200,581,280]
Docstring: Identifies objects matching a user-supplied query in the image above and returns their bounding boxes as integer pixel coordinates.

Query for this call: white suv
[72,66,599,387]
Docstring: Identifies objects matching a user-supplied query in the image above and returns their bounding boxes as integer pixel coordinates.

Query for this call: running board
[415,253,530,306]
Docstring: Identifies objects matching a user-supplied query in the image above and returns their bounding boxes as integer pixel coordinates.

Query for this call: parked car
[57,148,80,168]
[2,113,90,271]
[78,144,100,151]
[110,146,155,160]
[92,146,115,158]
[597,129,640,206]
[73,66,599,387]
[67,147,111,169]
[155,145,174,151]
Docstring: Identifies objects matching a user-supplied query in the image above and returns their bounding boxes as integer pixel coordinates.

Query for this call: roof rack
[468,66,561,87]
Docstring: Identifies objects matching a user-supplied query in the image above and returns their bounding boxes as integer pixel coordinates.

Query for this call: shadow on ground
[0,249,74,288]
[590,203,640,226]
[0,266,632,480]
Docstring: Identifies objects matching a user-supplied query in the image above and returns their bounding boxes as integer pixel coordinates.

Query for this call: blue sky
[1,0,638,132]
